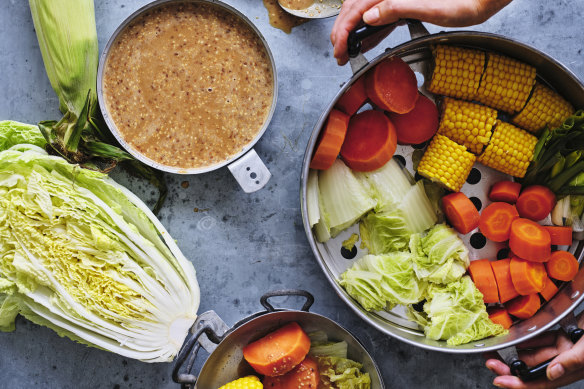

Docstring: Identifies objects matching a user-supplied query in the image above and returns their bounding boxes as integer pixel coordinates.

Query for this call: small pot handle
[228,149,271,193]
[260,289,315,312]
[509,314,584,381]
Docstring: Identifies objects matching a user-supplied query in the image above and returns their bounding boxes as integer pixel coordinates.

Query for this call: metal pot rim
[96,0,278,175]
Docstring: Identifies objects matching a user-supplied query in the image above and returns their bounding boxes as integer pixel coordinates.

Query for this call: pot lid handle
[260,289,315,312]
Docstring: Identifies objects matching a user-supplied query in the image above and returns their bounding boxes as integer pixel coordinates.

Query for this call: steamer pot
[171,290,384,388]
[97,0,277,193]
[300,20,584,380]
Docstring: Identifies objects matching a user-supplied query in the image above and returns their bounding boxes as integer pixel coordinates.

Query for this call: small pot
[97,0,278,193]
[171,290,385,388]
[300,20,584,381]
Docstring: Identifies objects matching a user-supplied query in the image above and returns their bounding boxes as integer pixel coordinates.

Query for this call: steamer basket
[300,20,584,378]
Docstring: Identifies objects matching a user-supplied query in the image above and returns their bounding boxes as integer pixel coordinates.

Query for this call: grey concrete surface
[1,0,583,388]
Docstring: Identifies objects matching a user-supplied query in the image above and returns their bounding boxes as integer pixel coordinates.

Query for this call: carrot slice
[546,250,579,281]
[340,110,397,172]
[506,294,541,319]
[491,259,520,303]
[335,77,367,116]
[479,202,520,242]
[540,275,559,301]
[468,259,499,303]
[310,109,350,170]
[510,257,547,295]
[365,56,419,114]
[262,357,320,389]
[509,218,551,262]
[243,322,311,376]
[489,181,522,204]
[388,93,439,145]
[543,226,573,246]
[516,185,556,221]
[488,307,513,329]
[442,192,480,234]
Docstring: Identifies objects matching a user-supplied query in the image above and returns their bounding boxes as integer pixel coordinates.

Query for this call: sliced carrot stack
[491,259,520,303]
[310,109,350,170]
[468,259,499,303]
[365,56,419,113]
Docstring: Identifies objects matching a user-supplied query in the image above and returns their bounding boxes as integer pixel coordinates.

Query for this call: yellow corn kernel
[476,53,536,114]
[512,82,575,132]
[437,97,497,154]
[427,45,486,101]
[477,121,537,178]
[219,376,263,389]
[417,134,477,192]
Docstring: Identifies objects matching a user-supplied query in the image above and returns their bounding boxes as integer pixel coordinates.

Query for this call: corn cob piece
[417,134,477,192]
[219,376,263,389]
[475,53,536,114]
[478,121,537,177]
[437,97,497,154]
[427,45,485,101]
[512,82,575,132]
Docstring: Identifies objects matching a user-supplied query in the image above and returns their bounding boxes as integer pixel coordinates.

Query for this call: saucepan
[97,0,277,193]
[300,20,584,380]
[171,289,385,388]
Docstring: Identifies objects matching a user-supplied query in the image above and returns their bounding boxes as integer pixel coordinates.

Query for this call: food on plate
[243,322,311,376]
[468,259,499,303]
[478,202,520,242]
[512,82,575,133]
[509,218,551,262]
[516,185,556,221]
[427,45,485,101]
[510,257,547,295]
[545,250,579,281]
[340,253,427,311]
[475,52,536,114]
[442,192,480,234]
[102,2,274,169]
[540,276,559,301]
[506,294,541,320]
[365,56,419,114]
[488,307,513,330]
[489,181,522,203]
[310,109,350,170]
[335,77,368,116]
[0,142,200,362]
[388,93,439,145]
[340,110,397,172]
[262,357,320,388]
[477,121,538,178]
[491,259,520,303]
[417,134,476,192]
[543,226,573,246]
[219,376,263,389]
[437,97,497,154]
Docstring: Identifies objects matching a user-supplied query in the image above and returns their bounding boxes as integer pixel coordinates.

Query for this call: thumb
[547,336,584,381]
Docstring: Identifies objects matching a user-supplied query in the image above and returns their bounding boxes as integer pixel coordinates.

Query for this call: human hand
[330,0,513,65]
[485,313,584,388]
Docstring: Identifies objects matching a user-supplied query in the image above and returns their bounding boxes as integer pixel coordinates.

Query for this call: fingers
[486,359,511,376]
[546,336,584,381]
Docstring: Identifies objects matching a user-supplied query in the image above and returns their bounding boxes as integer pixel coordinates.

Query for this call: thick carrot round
[310,109,350,170]
[479,202,519,242]
[491,259,520,303]
[365,56,419,114]
[340,110,397,172]
[540,276,559,301]
[506,294,541,319]
[509,218,551,262]
[516,185,556,221]
[243,322,311,376]
[488,307,513,329]
[510,257,547,295]
[468,259,499,303]
[335,77,367,116]
[489,181,522,204]
[442,192,480,234]
[543,226,573,246]
[388,93,439,145]
[546,250,579,281]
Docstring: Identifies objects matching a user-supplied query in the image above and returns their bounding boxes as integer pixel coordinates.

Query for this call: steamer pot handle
[260,289,315,312]
[510,327,584,381]
[172,324,223,388]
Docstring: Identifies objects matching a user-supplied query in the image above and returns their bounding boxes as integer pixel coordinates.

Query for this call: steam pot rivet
[571,291,580,299]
